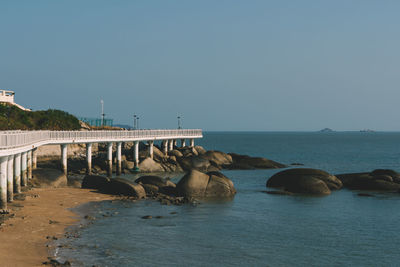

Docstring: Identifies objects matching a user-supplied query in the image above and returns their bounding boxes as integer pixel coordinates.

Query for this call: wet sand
[0,187,116,267]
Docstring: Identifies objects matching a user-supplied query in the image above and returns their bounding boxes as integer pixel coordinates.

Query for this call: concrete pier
[190,138,195,147]
[32,148,37,169]
[107,142,113,177]
[163,140,168,155]
[61,144,67,176]
[7,156,13,202]
[14,153,21,193]
[86,143,92,175]
[148,141,154,159]
[134,141,139,167]
[116,142,122,176]
[181,139,186,147]
[0,157,7,210]
[27,150,32,180]
[21,152,27,186]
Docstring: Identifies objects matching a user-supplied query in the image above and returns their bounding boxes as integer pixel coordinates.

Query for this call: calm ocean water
[57,132,400,266]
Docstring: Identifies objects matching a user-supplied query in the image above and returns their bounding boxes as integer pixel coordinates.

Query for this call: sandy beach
[0,187,116,267]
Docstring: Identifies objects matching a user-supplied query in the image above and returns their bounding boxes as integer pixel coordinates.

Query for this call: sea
[56,132,400,266]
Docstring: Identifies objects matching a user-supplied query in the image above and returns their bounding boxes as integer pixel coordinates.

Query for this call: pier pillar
[21,152,27,186]
[7,156,13,202]
[14,153,21,193]
[173,139,178,147]
[148,141,154,159]
[190,139,195,148]
[27,150,32,180]
[163,140,168,155]
[107,142,113,177]
[116,142,122,176]
[0,157,8,210]
[86,143,92,175]
[181,139,186,147]
[134,141,139,167]
[169,140,174,151]
[32,148,37,169]
[61,144,68,176]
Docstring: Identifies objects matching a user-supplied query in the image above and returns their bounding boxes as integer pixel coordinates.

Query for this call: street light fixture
[177,115,182,129]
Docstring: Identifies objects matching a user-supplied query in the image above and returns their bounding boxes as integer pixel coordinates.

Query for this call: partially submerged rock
[336,169,400,192]
[228,153,287,169]
[107,178,146,198]
[82,175,110,190]
[30,168,67,188]
[266,168,342,195]
[176,170,236,198]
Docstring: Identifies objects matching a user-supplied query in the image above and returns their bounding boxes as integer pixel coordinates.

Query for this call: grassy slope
[0,104,81,130]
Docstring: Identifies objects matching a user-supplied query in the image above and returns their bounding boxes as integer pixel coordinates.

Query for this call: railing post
[107,142,113,177]
[7,155,13,202]
[116,142,122,176]
[61,144,68,176]
[0,156,8,210]
[14,153,21,193]
[86,143,92,175]
[21,152,27,186]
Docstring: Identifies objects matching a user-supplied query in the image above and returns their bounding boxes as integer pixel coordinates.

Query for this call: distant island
[360,129,375,132]
[319,128,334,132]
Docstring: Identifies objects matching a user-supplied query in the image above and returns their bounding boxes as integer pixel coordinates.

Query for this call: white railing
[0,129,203,150]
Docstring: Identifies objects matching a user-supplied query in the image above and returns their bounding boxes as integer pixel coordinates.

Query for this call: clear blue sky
[1,0,400,131]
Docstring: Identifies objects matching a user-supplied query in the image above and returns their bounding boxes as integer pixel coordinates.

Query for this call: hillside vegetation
[0,104,81,130]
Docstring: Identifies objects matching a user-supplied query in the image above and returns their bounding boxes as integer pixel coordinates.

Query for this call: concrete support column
[148,141,154,159]
[134,141,139,167]
[14,153,21,193]
[169,140,174,151]
[116,142,122,176]
[86,143,92,175]
[27,150,32,180]
[61,144,68,176]
[7,156,13,202]
[21,152,27,186]
[0,157,8,210]
[32,148,37,169]
[107,142,113,177]
[181,139,186,147]
[190,138,195,148]
[173,139,178,147]
[163,141,168,155]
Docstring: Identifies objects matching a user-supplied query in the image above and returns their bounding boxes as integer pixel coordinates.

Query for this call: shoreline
[0,187,117,266]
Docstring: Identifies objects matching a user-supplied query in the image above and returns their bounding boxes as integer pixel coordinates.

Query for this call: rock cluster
[266,168,342,195]
[336,169,400,191]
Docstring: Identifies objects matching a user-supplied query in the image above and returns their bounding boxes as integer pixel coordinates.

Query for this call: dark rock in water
[42,258,71,266]
[228,153,286,169]
[30,168,67,188]
[155,216,163,219]
[358,193,374,197]
[176,170,236,198]
[107,178,146,198]
[267,168,342,195]
[263,190,294,196]
[159,186,177,196]
[337,169,400,191]
[81,175,110,190]
[199,151,233,167]
[141,215,152,219]
[290,163,304,166]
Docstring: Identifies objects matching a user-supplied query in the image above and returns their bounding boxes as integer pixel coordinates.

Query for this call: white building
[0,90,31,111]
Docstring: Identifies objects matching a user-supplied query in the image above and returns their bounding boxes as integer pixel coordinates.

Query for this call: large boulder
[30,168,67,188]
[194,146,207,155]
[139,158,164,172]
[176,170,236,198]
[266,168,342,195]
[135,175,170,188]
[229,153,286,169]
[200,151,233,167]
[168,149,183,158]
[82,175,110,190]
[178,156,212,172]
[107,178,146,198]
[336,169,400,191]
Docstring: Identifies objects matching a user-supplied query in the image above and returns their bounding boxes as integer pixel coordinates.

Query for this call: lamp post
[177,116,182,129]
[133,114,137,130]
[100,100,105,127]
[137,117,140,130]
